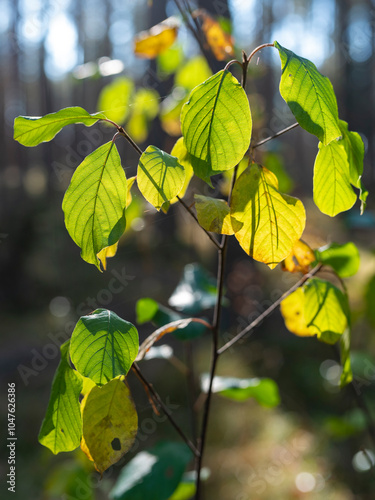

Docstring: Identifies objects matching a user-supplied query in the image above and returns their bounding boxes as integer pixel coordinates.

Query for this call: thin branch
[177,195,222,249]
[102,118,143,156]
[132,362,200,458]
[251,122,299,150]
[218,264,323,355]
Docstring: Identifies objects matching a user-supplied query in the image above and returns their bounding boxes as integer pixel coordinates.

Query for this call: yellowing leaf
[134,17,179,58]
[169,137,194,204]
[80,377,138,474]
[195,194,234,235]
[282,240,315,274]
[97,242,118,271]
[280,288,317,337]
[200,12,234,61]
[230,164,306,269]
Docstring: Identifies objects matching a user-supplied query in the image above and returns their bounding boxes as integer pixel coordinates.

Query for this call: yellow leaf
[169,137,193,204]
[126,175,137,208]
[80,377,138,474]
[97,242,118,271]
[230,164,306,269]
[282,239,316,274]
[134,17,179,58]
[280,288,317,337]
[200,12,234,61]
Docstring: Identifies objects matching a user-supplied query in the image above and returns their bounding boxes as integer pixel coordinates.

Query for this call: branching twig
[218,264,323,355]
[132,363,200,458]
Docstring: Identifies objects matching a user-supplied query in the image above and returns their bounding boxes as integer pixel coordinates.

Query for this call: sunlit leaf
[275,41,341,145]
[14,107,106,147]
[315,242,360,277]
[313,140,356,217]
[194,194,234,235]
[340,327,353,387]
[281,278,350,345]
[230,164,306,269]
[169,138,194,204]
[127,88,160,143]
[39,341,82,454]
[175,56,212,91]
[136,297,207,341]
[126,175,137,208]
[168,469,210,500]
[81,377,138,474]
[97,242,119,271]
[97,77,134,124]
[137,145,185,210]
[339,120,367,214]
[109,441,192,500]
[168,263,217,314]
[160,91,187,136]
[157,42,184,75]
[220,155,249,196]
[200,12,234,60]
[181,70,252,184]
[134,17,179,58]
[201,375,280,408]
[62,142,127,270]
[70,309,139,386]
[282,239,315,274]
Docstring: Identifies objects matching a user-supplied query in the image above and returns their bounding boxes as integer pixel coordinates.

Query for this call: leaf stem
[218,264,323,355]
[247,42,275,64]
[177,195,222,250]
[102,118,143,156]
[132,362,200,458]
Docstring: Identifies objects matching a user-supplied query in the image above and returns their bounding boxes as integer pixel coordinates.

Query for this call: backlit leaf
[127,88,160,143]
[194,194,234,235]
[201,375,280,408]
[313,140,356,217]
[62,142,127,270]
[168,469,210,500]
[175,56,212,91]
[275,41,341,145]
[97,77,134,124]
[340,327,353,387]
[157,43,184,75]
[315,242,360,278]
[97,242,118,271]
[230,164,306,269]
[81,377,138,474]
[200,12,234,60]
[14,107,106,147]
[280,288,316,337]
[282,239,315,274]
[39,341,82,454]
[169,137,194,204]
[134,17,179,58]
[181,70,251,184]
[70,309,139,386]
[109,441,192,500]
[137,145,186,210]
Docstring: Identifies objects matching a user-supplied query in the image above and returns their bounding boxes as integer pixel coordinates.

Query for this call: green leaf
[315,242,360,277]
[136,298,207,341]
[137,145,186,210]
[304,278,350,344]
[274,41,341,145]
[168,137,194,204]
[38,341,82,454]
[181,69,252,184]
[194,194,234,235]
[127,88,160,143]
[157,42,184,75]
[14,107,106,147]
[175,56,212,91]
[339,120,367,214]
[168,470,210,500]
[313,140,356,217]
[324,409,366,439]
[109,441,192,500]
[263,152,294,193]
[168,263,218,314]
[80,377,138,474]
[62,142,127,270]
[70,309,139,386]
[365,274,375,327]
[340,327,353,387]
[201,375,280,408]
[230,164,306,269]
[281,278,350,345]
[97,77,134,124]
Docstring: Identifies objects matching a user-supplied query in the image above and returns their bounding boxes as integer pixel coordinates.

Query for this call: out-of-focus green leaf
[201,375,280,408]
[127,88,159,143]
[39,341,82,454]
[175,56,212,91]
[137,145,186,210]
[275,41,341,145]
[169,137,194,204]
[313,140,356,217]
[168,469,210,500]
[230,164,305,269]
[14,107,106,147]
[315,242,360,277]
[181,70,251,184]
[109,441,192,500]
[70,309,139,386]
[97,77,134,124]
[340,327,353,387]
[365,275,375,327]
[168,263,217,314]
[263,151,294,193]
[194,195,234,235]
[62,142,127,270]
[44,461,93,500]
[324,409,366,439]
[157,43,184,75]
